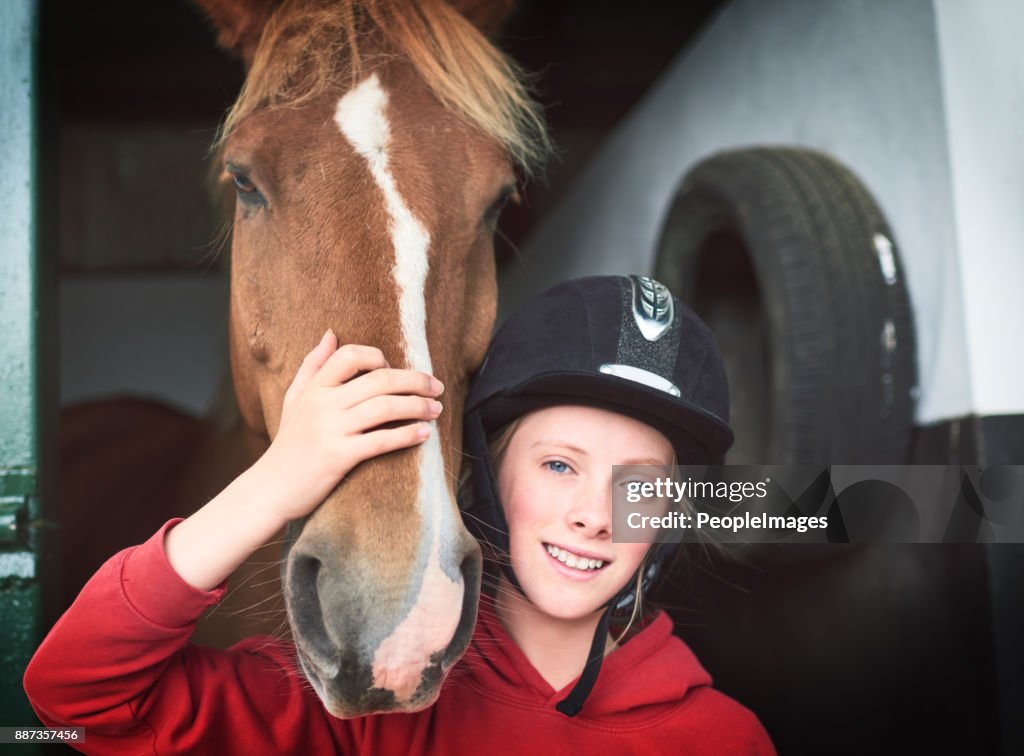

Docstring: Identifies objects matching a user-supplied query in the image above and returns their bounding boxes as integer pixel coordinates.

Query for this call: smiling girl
[25,275,773,754]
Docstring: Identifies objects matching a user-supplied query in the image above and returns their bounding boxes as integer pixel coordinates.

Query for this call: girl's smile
[543,542,610,580]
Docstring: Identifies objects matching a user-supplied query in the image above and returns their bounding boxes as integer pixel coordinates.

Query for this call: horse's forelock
[216,0,551,178]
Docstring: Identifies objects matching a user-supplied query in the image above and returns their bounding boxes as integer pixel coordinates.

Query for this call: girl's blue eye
[546,460,570,474]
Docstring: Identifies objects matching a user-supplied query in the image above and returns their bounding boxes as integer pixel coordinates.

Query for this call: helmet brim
[475,370,734,465]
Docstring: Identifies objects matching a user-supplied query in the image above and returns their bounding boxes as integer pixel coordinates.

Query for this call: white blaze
[334,74,463,702]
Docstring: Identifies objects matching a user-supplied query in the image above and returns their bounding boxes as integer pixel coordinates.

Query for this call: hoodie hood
[457,594,713,723]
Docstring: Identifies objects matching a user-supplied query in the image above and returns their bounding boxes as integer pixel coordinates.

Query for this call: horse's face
[220,60,515,716]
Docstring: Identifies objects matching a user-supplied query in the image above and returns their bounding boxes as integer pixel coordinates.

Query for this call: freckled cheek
[616,543,651,577]
[502,485,550,569]
[503,504,532,555]
[503,481,550,535]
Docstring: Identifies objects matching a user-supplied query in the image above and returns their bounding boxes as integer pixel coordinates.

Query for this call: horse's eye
[484,186,520,227]
[225,165,266,210]
[232,173,257,193]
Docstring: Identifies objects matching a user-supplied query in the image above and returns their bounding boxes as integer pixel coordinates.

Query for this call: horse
[59,0,550,719]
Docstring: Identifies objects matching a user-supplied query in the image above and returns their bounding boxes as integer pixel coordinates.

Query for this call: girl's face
[495,404,674,621]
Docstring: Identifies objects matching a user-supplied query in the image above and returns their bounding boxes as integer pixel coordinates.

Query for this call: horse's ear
[193,0,278,67]
[447,0,517,36]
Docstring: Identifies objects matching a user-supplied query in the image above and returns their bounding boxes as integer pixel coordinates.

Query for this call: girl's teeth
[545,544,604,571]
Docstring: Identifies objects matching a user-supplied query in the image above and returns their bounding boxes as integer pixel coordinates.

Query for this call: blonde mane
[219,0,552,177]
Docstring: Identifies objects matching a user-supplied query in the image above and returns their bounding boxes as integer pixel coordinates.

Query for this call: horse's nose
[286,549,342,677]
[285,529,481,694]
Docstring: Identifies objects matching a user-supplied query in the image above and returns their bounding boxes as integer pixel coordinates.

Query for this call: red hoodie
[24,520,775,755]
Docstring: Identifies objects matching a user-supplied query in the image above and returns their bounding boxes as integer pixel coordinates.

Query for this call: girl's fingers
[341,394,443,433]
[285,330,337,404]
[314,344,390,387]
[337,368,442,410]
[350,423,432,462]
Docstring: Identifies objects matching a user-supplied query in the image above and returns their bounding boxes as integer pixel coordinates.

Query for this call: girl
[25,275,774,754]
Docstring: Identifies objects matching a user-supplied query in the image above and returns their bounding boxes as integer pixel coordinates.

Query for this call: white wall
[934,0,1024,417]
[505,0,1022,423]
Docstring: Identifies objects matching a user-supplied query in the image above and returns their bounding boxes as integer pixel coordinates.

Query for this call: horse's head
[197,0,548,717]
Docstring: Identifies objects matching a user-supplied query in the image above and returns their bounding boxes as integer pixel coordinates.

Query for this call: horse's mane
[219,0,552,177]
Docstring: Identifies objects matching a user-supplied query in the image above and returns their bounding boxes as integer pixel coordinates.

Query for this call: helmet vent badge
[631,275,673,341]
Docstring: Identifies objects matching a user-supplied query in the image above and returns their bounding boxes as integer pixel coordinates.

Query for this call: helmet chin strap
[555,606,613,716]
[554,575,643,717]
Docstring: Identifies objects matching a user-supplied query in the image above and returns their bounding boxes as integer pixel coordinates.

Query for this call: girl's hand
[166,330,442,591]
[254,330,444,525]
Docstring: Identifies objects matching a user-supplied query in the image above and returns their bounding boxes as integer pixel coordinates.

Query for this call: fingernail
[429,399,443,415]
[430,378,444,394]
[418,423,432,439]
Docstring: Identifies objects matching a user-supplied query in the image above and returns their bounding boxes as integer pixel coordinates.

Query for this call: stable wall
[505,0,1024,425]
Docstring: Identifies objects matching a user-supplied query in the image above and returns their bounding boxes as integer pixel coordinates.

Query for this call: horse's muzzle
[284,533,482,717]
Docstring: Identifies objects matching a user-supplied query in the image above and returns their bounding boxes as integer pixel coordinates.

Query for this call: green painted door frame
[1,0,58,736]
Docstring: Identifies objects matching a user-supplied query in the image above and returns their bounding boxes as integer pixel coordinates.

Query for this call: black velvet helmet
[461,275,733,716]
[465,275,732,463]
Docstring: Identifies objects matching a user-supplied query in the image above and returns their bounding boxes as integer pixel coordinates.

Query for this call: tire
[654,147,917,464]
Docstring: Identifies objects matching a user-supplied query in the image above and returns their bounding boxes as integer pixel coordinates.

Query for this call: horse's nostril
[442,544,483,668]
[288,552,337,674]
[461,545,482,588]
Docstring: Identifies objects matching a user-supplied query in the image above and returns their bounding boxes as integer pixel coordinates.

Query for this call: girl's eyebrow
[530,439,589,456]
[528,442,670,469]
[620,458,672,468]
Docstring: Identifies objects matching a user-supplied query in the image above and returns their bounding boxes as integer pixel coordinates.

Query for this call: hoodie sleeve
[23,520,360,755]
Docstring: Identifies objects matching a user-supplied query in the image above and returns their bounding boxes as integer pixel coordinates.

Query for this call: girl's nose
[566,482,612,537]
